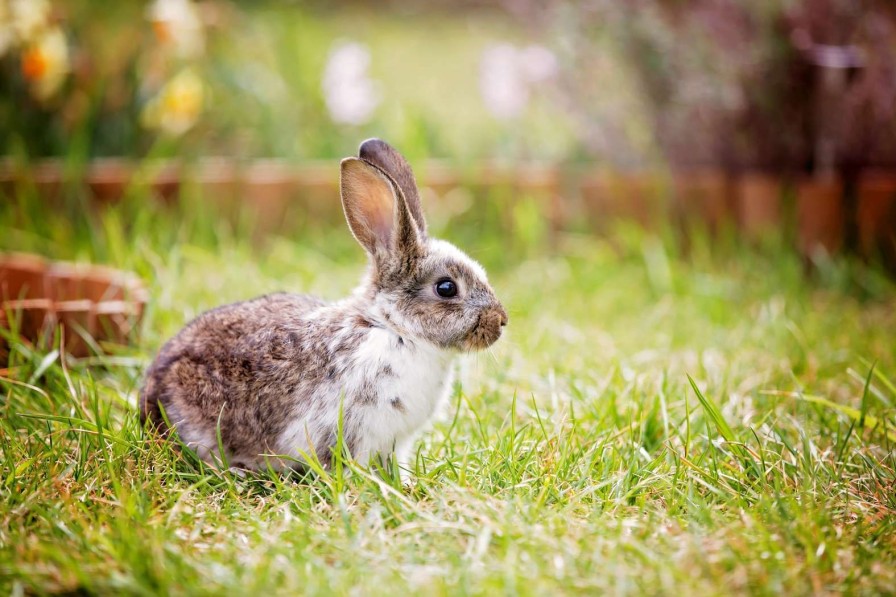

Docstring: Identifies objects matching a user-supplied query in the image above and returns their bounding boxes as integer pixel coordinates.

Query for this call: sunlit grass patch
[1,190,895,594]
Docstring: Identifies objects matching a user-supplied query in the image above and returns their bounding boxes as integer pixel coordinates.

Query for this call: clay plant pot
[464,163,515,232]
[241,160,301,235]
[463,163,565,237]
[672,170,733,234]
[194,158,242,218]
[736,173,783,239]
[32,160,65,202]
[413,162,491,230]
[580,170,668,231]
[0,159,64,201]
[292,161,341,223]
[0,299,56,354]
[0,254,57,349]
[518,164,565,234]
[86,159,135,204]
[86,159,182,205]
[0,253,47,300]
[0,253,148,358]
[796,177,844,257]
[148,160,182,204]
[857,172,896,262]
[418,160,462,199]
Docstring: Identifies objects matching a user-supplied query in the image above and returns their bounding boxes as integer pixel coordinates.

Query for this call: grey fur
[140,139,507,471]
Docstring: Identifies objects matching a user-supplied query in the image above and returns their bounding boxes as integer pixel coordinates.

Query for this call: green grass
[1,189,895,595]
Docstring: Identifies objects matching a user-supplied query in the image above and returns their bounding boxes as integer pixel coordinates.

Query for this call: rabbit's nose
[497,307,508,327]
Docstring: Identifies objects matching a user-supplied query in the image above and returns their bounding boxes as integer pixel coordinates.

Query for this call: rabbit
[140,139,508,473]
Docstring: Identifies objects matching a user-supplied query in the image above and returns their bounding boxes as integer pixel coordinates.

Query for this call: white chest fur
[276,326,454,467]
[346,327,454,460]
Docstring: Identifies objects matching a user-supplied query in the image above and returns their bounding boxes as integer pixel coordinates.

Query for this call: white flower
[21,25,69,101]
[147,0,204,58]
[141,68,205,136]
[479,43,558,120]
[10,0,51,41]
[1,0,53,56]
[322,41,381,126]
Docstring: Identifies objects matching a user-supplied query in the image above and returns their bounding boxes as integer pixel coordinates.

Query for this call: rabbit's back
[140,292,329,466]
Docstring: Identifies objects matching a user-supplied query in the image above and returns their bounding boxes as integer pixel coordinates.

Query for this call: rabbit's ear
[358,138,427,236]
[340,157,421,260]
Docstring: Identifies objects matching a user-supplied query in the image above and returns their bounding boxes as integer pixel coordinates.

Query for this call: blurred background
[2,0,896,265]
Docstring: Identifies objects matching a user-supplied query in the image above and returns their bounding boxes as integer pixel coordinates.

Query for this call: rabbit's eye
[435,279,458,298]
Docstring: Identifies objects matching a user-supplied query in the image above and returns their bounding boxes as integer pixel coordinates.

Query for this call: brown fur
[140,139,507,471]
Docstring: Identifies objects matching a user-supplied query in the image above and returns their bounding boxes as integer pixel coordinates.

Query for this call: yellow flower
[141,68,205,136]
[21,25,69,101]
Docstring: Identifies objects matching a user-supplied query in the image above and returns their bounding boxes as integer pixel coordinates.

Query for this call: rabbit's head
[341,139,507,352]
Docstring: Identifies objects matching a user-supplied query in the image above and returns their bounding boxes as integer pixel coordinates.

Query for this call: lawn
[1,188,894,595]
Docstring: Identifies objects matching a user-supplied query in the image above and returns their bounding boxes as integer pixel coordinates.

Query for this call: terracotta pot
[0,253,147,358]
[55,300,96,356]
[86,159,134,204]
[418,160,462,198]
[414,162,493,231]
[0,253,47,300]
[33,160,65,201]
[195,158,241,218]
[0,298,56,355]
[3,159,180,204]
[95,299,144,345]
[857,172,896,260]
[292,161,341,222]
[796,178,844,256]
[580,171,667,231]
[458,163,564,236]
[241,160,301,234]
[149,160,181,204]
[519,164,564,233]
[0,159,64,201]
[673,171,732,233]
[737,173,782,238]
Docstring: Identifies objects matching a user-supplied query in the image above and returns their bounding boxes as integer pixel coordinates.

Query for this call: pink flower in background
[322,41,381,126]
[519,45,558,83]
[147,0,204,58]
[479,43,557,120]
[480,44,528,120]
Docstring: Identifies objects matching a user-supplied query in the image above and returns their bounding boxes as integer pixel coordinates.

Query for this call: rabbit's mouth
[460,307,508,351]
